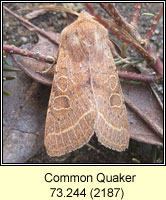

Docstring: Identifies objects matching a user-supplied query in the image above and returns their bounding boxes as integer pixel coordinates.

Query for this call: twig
[130,3,143,43]
[4,44,160,83]
[145,7,163,77]
[137,6,163,77]
[125,96,163,139]
[18,5,79,17]
[131,5,163,110]
[100,3,143,43]
[99,3,134,34]
[131,3,142,26]
[118,71,159,83]
[3,5,60,46]
[4,4,163,83]
[146,7,163,43]
[85,3,155,64]
[147,47,163,77]
[3,44,55,64]
[86,3,163,79]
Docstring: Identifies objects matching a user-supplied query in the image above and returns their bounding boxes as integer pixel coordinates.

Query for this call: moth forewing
[44,11,129,157]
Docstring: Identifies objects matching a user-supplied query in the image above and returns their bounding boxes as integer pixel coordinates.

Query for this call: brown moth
[44,11,130,156]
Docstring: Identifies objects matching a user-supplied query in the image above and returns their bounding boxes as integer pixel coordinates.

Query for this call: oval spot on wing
[109,75,117,91]
[57,76,68,92]
[110,94,122,108]
[54,95,70,111]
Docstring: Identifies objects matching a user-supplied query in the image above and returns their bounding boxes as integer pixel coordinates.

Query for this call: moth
[44,11,130,156]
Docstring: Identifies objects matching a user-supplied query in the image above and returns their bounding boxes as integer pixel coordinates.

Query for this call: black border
[1,1,165,166]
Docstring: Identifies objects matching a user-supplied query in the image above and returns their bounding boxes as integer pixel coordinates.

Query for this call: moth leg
[107,39,130,64]
[36,56,57,74]
[36,46,60,74]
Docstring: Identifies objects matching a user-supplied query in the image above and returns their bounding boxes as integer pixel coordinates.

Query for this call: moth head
[60,10,109,62]
[78,10,94,20]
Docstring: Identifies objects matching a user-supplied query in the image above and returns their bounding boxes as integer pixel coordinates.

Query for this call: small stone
[151,35,157,41]
[21,37,28,43]
[154,29,160,34]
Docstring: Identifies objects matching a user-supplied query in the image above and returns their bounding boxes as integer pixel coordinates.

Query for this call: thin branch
[4,4,163,82]
[145,7,163,77]
[3,44,55,64]
[146,7,163,43]
[118,71,160,83]
[3,6,60,46]
[100,3,143,43]
[4,44,160,83]
[18,5,79,17]
[86,3,163,78]
[85,3,155,64]
[131,3,142,26]
[99,3,133,34]
[147,47,163,77]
